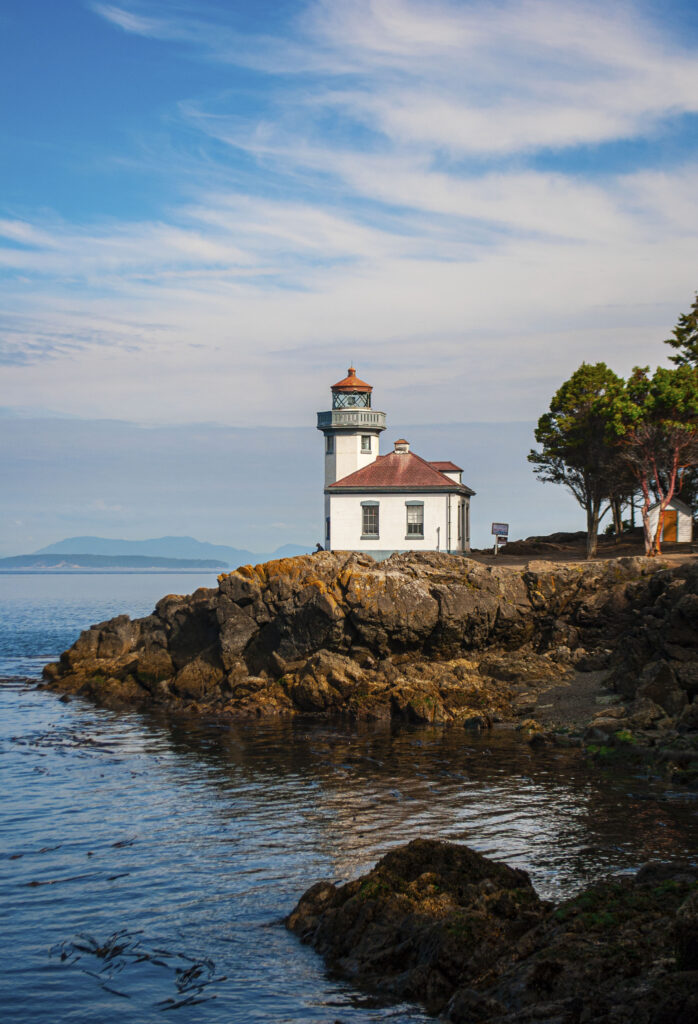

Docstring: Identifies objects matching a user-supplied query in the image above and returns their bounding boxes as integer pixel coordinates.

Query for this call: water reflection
[3,679,698,1024]
[134,705,697,897]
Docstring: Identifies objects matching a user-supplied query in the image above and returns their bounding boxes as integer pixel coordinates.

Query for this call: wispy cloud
[91,2,160,35]
[1,1,696,425]
[92,0,698,153]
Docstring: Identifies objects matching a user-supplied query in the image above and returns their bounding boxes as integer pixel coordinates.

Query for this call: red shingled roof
[330,449,472,491]
[429,461,463,473]
[332,366,372,393]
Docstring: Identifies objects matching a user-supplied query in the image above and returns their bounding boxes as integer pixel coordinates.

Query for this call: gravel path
[532,670,615,730]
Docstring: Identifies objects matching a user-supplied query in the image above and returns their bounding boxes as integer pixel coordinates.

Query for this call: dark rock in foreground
[287,839,698,1023]
[287,839,546,1014]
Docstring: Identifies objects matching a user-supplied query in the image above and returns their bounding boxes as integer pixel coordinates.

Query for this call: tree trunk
[612,497,623,543]
[654,507,664,555]
[586,504,599,558]
[652,452,680,556]
[653,498,674,555]
[639,482,653,555]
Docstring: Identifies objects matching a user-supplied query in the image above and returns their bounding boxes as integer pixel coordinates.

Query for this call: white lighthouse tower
[316,367,386,547]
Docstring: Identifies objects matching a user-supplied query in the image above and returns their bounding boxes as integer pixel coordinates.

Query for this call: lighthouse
[317,368,387,546]
[317,368,475,555]
[317,367,386,486]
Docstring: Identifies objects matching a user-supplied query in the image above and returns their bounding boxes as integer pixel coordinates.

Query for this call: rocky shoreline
[40,551,698,777]
[286,838,698,1023]
[39,550,698,1020]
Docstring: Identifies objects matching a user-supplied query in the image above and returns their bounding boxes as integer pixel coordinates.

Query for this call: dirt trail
[532,670,614,730]
[469,542,696,570]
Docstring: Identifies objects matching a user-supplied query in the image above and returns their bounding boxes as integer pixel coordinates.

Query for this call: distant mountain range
[0,535,315,571]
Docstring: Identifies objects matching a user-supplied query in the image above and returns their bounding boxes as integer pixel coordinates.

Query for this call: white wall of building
[647,501,693,543]
[678,513,692,543]
[324,431,380,487]
[328,492,470,553]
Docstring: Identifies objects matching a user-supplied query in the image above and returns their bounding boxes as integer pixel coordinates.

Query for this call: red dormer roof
[329,449,474,494]
[429,461,463,473]
[331,366,372,393]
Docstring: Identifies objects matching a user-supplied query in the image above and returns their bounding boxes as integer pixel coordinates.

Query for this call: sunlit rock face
[42,550,690,729]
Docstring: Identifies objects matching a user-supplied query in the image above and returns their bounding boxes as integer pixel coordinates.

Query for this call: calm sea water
[1,572,697,1023]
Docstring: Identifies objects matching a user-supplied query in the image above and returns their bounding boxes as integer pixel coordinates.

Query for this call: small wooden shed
[647,498,693,544]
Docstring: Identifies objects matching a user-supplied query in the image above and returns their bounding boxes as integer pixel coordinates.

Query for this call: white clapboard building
[647,498,693,544]
[317,367,475,557]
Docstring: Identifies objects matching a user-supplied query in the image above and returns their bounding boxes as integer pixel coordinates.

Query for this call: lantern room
[331,367,373,409]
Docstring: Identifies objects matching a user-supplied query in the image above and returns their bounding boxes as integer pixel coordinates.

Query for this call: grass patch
[445,913,475,941]
[614,729,635,745]
[357,877,393,901]
[553,878,698,931]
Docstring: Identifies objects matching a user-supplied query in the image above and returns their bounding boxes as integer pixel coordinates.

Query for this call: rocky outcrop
[557,560,698,783]
[42,551,685,727]
[609,563,698,708]
[287,839,547,1014]
[287,839,698,1023]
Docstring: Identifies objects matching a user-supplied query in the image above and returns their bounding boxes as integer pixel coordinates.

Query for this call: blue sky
[2,0,698,552]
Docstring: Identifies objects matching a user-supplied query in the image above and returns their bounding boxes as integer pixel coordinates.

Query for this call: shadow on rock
[287,839,698,1024]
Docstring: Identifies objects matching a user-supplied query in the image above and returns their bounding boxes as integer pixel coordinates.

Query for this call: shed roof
[648,497,693,515]
[429,461,463,473]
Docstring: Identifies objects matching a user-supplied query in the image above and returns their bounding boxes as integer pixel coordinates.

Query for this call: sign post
[491,522,509,556]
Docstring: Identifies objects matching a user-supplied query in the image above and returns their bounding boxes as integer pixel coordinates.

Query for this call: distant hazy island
[0,553,227,570]
[0,535,314,571]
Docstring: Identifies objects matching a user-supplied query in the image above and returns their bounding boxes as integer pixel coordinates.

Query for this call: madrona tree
[528,362,623,559]
[607,365,698,556]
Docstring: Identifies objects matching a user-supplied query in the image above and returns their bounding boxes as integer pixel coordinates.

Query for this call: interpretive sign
[491,522,509,537]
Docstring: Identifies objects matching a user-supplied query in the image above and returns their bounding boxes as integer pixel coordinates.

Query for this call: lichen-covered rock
[464,860,698,1024]
[42,550,692,730]
[636,660,689,717]
[286,839,545,1013]
[287,841,698,1023]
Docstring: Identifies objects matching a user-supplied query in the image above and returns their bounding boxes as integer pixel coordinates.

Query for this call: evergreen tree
[663,295,698,510]
[528,363,623,558]
[664,293,698,367]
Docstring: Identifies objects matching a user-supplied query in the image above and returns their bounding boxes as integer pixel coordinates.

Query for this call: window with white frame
[361,502,379,537]
[325,517,330,540]
[361,435,372,452]
[325,434,334,454]
[406,501,424,537]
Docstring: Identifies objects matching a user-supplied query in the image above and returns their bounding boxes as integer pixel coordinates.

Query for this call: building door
[663,510,678,542]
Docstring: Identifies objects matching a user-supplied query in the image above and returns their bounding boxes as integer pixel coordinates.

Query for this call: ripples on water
[1,572,697,1023]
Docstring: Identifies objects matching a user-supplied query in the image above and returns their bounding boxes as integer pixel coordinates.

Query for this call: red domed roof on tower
[331,366,373,393]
